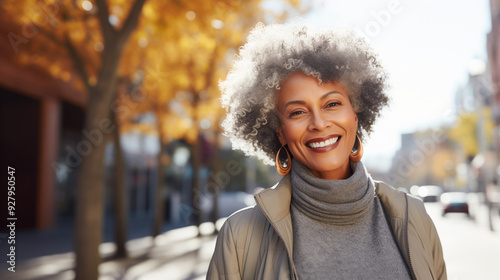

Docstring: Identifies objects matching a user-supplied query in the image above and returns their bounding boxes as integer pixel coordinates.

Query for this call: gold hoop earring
[350,135,363,163]
[275,146,291,176]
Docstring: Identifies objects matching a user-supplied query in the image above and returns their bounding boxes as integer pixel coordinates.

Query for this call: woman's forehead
[279,73,348,97]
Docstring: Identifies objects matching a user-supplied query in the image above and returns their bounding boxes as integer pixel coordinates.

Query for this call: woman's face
[276,72,358,180]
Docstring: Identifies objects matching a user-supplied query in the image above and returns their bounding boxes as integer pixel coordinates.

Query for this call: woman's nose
[308,111,331,131]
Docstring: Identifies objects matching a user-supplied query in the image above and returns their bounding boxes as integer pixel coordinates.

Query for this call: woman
[207,23,446,280]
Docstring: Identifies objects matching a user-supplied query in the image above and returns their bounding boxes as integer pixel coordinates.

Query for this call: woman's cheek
[285,123,302,140]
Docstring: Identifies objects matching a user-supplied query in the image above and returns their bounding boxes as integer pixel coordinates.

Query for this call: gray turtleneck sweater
[290,159,412,280]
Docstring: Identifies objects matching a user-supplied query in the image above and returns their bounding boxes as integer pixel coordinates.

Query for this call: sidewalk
[0,216,220,280]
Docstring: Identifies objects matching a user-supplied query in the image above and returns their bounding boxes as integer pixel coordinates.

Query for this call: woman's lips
[305,135,341,152]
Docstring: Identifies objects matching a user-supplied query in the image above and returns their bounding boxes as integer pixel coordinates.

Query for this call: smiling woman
[276,73,358,180]
[208,22,447,280]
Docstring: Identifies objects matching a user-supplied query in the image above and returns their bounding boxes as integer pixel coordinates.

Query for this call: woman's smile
[305,135,340,151]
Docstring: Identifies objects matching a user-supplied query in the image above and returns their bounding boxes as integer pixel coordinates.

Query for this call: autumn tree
[3,0,305,279]
[449,108,494,158]
[3,0,147,278]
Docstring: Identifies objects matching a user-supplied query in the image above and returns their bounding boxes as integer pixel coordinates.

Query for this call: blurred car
[418,185,443,202]
[441,192,469,216]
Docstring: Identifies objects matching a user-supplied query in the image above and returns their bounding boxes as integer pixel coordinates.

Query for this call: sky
[281,0,492,171]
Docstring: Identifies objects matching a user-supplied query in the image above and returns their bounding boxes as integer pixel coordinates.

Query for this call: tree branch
[64,34,91,92]
[95,0,115,42]
[119,0,147,41]
[204,44,219,91]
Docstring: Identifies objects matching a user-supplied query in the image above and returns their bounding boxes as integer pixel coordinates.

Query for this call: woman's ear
[276,127,287,147]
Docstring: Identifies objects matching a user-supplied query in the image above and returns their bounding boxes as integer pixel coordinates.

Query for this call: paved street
[425,202,500,280]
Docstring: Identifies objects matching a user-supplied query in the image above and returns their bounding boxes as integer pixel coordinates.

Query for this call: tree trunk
[112,112,127,258]
[74,92,114,280]
[152,131,166,237]
[190,139,202,229]
[74,48,122,280]
[209,142,220,230]
[71,0,146,277]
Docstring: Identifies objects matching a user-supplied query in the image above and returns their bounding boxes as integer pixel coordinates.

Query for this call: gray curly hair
[220,22,389,165]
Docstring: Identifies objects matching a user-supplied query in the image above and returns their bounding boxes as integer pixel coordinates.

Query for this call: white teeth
[308,137,339,148]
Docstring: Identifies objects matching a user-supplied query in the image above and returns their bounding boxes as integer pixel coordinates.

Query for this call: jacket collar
[254,174,292,223]
[375,181,407,219]
[254,174,298,278]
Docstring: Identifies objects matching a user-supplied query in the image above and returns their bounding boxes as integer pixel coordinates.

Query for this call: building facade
[0,16,87,229]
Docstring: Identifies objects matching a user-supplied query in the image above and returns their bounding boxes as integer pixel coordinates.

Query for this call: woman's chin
[301,158,351,179]
[302,154,350,169]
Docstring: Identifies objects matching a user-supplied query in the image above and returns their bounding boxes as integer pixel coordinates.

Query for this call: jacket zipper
[256,201,297,280]
[404,193,417,280]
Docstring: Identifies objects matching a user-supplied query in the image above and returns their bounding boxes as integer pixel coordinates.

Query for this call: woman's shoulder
[219,177,290,237]
[220,204,269,237]
[225,204,262,223]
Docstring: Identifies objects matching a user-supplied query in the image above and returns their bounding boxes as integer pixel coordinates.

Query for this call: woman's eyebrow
[320,91,343,100]
[283,91,344,113]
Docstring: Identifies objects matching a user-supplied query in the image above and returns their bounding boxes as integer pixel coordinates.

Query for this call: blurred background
[0,0,499,279]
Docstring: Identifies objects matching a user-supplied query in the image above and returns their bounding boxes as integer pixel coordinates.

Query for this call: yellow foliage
[448,107,494,157]
[431,149,455,180]
[142,3,159,21]
[2,0,304,145]
[449,112,478,156]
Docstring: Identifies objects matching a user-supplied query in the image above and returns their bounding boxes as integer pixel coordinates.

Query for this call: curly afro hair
[220,22,389,165]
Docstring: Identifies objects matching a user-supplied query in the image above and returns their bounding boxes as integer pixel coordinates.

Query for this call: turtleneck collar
[290,158,375,225]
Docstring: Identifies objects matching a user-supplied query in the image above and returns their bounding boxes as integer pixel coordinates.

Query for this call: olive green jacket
[207,175,447,280]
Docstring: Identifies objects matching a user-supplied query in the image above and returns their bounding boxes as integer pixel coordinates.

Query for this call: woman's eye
[289,110,304,117]
[326,102,341,108]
